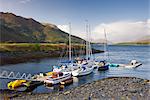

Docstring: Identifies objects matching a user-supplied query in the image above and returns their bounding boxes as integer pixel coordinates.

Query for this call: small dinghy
[97,61,109,71]
[44,72,71,85]
[119,60,142,68]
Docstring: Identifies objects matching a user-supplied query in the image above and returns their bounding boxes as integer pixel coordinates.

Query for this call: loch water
[0,45,149,93]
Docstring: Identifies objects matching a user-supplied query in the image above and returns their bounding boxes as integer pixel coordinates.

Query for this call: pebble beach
[1,77,149,100]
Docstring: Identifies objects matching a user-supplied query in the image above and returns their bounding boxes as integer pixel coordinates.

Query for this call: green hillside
[0,12,84,43]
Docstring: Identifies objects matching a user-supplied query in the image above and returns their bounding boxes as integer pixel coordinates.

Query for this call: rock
[128,89,138,93]
[63,91,70,95]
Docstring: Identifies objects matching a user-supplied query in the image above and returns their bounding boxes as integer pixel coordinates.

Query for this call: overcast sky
[0,0,149,43]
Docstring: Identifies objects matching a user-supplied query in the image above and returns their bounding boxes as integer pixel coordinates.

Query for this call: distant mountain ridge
[0,12,84,43]
[134,35,150,43]
[117,35,150,45]
[92,38,112,44]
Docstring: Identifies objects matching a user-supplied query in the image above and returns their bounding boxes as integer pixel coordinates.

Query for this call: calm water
[0,45,149,93]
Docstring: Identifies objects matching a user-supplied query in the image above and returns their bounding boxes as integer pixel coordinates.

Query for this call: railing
[0,70,36,81]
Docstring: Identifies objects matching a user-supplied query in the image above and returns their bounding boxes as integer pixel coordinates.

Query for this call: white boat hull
[72,67,93,77]
[44,73,71,84]
[119,63,142,68]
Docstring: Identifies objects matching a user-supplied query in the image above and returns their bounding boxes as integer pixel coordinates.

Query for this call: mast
[69,22,72,61]
[88,25,93,59]
[85,20,89,60]
[104,29,107,60]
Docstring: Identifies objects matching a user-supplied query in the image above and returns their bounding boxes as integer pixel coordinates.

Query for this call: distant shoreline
[93,43,150,46]
[0,43,103,65]
[115,42,150,46]
[113,44,150,46]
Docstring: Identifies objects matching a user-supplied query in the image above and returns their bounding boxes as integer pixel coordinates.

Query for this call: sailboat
[53,23,78,74]
[71,65,93,76]
[71,22,94,76]
[97,29,109,71]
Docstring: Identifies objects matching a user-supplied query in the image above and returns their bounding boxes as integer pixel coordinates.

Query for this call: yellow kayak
[8,80,27,89]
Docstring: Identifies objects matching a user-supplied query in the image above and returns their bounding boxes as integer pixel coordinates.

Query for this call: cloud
[57,24,70,33]
[147,19,150,33]
[57,24,86,39]
[92,20,150,43]
[57,20,150,43]
[20,0,32,4]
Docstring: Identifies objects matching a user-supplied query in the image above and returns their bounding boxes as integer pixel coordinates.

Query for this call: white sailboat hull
[72,67,93,77]
[44,73,71,84]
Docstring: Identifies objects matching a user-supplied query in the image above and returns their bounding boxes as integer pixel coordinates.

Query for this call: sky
[0,0,150,43]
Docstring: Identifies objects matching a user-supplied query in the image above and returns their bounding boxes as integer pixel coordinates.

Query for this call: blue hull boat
[98,64,109,71]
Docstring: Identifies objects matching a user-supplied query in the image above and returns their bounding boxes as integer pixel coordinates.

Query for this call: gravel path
[1,77,150,100]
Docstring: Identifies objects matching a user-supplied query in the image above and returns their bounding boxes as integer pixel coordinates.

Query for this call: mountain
[0,12,84,43]
[134,35,150,43]
[117,35,150,45]
[92,38,112,44]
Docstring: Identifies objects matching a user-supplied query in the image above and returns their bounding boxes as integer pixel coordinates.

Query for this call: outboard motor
[130,60,137,65]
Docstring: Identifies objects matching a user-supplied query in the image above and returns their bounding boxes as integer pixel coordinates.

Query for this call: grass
[0,43,85,52]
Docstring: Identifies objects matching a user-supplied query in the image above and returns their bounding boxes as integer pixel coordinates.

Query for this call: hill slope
[0,12,84,43]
